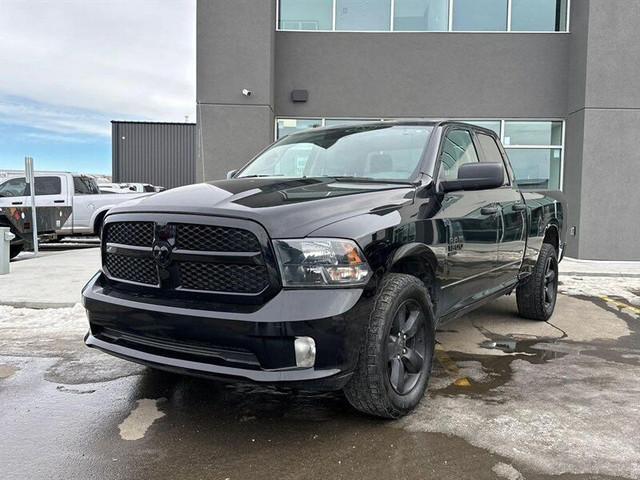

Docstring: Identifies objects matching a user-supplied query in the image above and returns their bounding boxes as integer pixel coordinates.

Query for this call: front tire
[344,274,435,418]
[516,243,559,321]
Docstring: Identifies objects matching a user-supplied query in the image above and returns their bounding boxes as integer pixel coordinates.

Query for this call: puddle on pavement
[430,334,568,397]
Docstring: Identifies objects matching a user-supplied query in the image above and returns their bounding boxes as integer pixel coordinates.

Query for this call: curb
[0,301,80,309]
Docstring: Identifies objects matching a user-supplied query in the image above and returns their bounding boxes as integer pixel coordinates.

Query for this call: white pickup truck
[0,172,152,257]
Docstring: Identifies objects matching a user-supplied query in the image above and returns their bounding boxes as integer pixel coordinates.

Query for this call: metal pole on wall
[25,157,38,256]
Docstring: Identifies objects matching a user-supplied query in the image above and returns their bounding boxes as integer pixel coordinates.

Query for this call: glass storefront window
[324,118,375,126]
[278,0,333,31]
[506,148,562,190]
[276,118,322,138]
[278,0,568,32]
[393,0,448,31]
[276,118,565,190]
[336,0,391,31]
[511,0,568,32]
[452,0,507,31]
[503,121,562,146]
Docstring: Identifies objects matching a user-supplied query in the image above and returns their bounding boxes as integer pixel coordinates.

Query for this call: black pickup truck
[83,121,566,418]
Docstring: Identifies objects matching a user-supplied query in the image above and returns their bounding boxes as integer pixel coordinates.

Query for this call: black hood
[108,177,416,238]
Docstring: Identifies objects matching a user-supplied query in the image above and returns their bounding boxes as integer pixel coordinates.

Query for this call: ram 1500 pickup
[83,121,566,418]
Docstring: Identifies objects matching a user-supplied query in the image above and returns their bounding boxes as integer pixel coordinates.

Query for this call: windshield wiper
[323,176,416,186]
[239,174,284,178]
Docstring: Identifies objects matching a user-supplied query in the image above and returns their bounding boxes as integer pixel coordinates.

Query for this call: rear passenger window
[477,133,509,185]
[438,130,478,181]
[34,176,62,196]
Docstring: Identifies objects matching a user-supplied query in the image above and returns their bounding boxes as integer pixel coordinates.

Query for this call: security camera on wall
[242,89,251,97]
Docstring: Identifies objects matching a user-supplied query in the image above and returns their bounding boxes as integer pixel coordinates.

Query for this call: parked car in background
[0,172,153,257]
[99,182,165,194]
[83,121,566,418]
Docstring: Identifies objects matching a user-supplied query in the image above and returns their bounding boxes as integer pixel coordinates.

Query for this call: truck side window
[438,130,479,181]
[73,176,100,195]
[34,176,62,196]
[477,133,509,185]
[0,177,27,197]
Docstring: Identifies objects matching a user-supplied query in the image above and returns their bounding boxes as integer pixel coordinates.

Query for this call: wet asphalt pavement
[1,291,639,480]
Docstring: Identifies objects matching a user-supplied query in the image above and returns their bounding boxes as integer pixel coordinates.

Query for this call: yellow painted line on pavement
[599,295,640,315]
[435,344,471,387]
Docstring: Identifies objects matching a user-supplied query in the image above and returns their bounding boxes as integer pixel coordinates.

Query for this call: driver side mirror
[440,162,504,193]
[226,169,238,179]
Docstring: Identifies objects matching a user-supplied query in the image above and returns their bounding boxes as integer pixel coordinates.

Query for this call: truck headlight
[273,238,372,287]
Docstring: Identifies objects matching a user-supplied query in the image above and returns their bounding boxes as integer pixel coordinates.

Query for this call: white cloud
[0,0,195,129]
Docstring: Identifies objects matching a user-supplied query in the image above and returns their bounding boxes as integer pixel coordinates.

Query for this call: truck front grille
[102,218,275,300]
[179,262,269,294]
[104,253,159,286]
[105,221,154,247]
[176,224,260,252]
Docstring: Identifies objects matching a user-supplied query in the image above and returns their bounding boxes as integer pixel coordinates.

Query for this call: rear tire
[516,243,558,321]
[9,244,23,259]
[344,273,435,419]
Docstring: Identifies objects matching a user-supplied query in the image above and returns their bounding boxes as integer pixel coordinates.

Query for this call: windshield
[237,125,433,181]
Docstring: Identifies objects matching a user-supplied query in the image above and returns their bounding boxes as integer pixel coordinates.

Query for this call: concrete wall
[196,0,276,181]
[275,32,569,119]
[564,0,640,260]
[196,0,640,260]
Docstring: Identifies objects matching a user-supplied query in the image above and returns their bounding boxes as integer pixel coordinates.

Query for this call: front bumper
[82,272,373,390]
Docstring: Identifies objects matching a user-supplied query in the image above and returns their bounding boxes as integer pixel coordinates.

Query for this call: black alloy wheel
[387,300,428,395]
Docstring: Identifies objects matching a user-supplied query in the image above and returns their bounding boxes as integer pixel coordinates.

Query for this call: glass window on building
[452,0,507,31]
[324,118,376,126]
[278,0,334,30]
[511,0,568,31]
[336,0,391,31]
[393,0,448,31]
[503,121,562,146]
[277,118,322,138]
[506,148,561,190]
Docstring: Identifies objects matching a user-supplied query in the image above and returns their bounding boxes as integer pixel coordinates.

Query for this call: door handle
[53,200,64,203]
[481,205,500,215]
[512,203,526,211]
[11,201,23,205]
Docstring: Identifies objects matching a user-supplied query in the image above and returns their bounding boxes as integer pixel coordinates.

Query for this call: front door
[434,128,502,315]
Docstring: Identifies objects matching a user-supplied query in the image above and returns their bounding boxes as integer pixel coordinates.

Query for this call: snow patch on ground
[400,355,640,478]
[118,398,166,441]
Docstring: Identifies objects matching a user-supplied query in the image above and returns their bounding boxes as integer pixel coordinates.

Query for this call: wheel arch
[91,207,111,235]
[386,243,438,304]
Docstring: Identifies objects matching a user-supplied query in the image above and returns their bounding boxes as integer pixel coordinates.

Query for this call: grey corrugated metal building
[196,0,640,261]
[112,121,196,189]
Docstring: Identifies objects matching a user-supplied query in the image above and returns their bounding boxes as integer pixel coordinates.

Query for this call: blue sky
[0,0,195,175]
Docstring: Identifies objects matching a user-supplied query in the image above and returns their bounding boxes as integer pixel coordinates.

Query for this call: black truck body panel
[83,121,566,389]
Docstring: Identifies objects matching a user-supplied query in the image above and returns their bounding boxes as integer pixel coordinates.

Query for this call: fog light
[294,337,316,368]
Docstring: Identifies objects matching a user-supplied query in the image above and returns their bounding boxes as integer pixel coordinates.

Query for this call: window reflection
[452,0,507,31]
[511,0,568,31]
[277,118,322,138]
[336,0,391,31]
[393,0,448,31]
[278,0,333,30]
[506,148,562,189]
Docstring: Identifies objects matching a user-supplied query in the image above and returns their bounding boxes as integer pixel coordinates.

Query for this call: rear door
[29,175,67,207]
[434,128,502,314]
[476,132,526,285]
